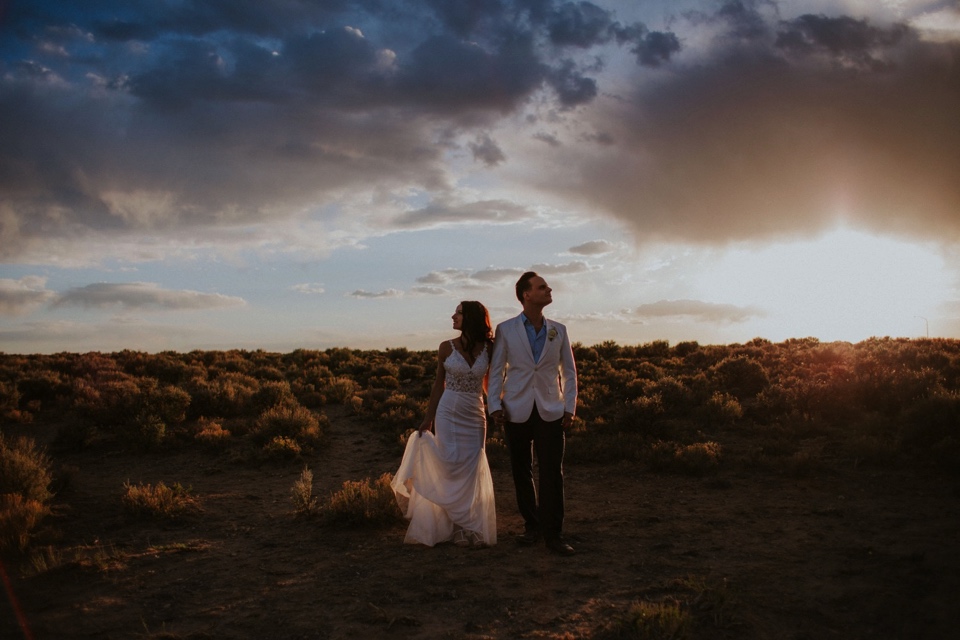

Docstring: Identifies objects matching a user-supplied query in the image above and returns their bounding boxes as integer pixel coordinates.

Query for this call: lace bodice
[444,342,488,394]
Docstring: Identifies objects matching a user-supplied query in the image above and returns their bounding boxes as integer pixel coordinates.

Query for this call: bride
[391,301,497,548]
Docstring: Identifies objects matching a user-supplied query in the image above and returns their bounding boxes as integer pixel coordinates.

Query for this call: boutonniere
[547,327,558,342]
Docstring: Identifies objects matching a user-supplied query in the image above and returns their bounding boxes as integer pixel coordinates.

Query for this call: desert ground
[3,404,960,640]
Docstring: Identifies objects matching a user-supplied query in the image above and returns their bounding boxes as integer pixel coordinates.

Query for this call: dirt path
[3,409,960,639]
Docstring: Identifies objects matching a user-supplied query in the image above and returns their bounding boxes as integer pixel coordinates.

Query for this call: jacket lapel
[542,319,557,360]
[513,314,535,364]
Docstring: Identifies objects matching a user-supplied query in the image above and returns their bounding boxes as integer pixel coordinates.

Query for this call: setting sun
[699,228,950,341]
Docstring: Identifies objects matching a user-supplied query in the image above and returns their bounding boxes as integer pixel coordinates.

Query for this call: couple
[391,272,579,555]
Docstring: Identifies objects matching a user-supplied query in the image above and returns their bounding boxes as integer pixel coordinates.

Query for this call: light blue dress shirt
[521,313,547,363]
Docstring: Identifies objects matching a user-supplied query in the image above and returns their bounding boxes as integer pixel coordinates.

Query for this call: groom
[488,271,578,556]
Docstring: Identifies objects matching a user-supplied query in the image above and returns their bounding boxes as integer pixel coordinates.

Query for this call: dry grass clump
[121,481,200,518]
[263,435,303,460]
[0,433,54,551]
[320,473,402,527]
[0,434,53,504]
[193,416,231,447]
[622,598,691,640]
[595,575,742,639]
[0,494,51,552]
[646,441,722,476]
[291,467,319,517]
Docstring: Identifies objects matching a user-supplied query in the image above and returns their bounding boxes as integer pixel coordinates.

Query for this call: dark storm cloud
[629,30,681,67]
[775,13,910,70]
[469,133,507,166]
[547,1,615,47]
[2,0,682,262]
[547,2,960,244]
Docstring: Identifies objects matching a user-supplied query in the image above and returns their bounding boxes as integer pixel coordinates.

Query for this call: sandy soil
[3,407,960,640]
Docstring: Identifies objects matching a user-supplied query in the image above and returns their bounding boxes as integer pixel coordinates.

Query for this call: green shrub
[0,380,21,416]
[618,394,665,431]
[187,372,260,418]
[250,380,296,413]
[251,404,325,447]
[321,376,359,404]
[132,413,167,450]
[712,356,769,399]
[674,442,722,476]
[901,390,960,451]
[702,392,742,426]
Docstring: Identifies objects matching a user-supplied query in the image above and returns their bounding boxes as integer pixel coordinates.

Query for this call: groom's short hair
[516,271,539,303]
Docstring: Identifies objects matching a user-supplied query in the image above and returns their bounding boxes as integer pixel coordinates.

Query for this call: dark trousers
[505,404,565,539]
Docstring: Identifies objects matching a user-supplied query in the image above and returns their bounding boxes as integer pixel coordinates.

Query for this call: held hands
[562,412,575,430]
[490,410,505,431]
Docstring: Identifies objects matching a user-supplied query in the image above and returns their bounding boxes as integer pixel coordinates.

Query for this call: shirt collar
[521,312,547,330]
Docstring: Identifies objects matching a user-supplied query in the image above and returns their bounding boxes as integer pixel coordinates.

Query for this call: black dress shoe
[545,537,575,556]
[516,530,541,546]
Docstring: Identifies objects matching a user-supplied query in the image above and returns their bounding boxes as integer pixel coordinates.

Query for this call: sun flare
[699,228,951,341]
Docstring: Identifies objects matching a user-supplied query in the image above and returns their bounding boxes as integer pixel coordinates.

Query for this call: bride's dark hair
[459,301,493,355]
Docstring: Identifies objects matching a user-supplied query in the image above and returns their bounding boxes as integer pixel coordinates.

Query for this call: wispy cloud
[0,277,56,316]
[393,199,535,229]
[54,283,246,311]
[531,261,597,275]
[569,240,617,256]
[632,300,765,324]
[348,289,404,299]
[291,283,326,295]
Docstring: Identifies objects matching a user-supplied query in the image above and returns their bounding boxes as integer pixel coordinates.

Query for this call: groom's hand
[490,410,505,432]
[562,412,574,430]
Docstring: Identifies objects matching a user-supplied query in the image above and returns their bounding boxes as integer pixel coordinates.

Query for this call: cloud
[394,199,534,229]
[0,277,55,316]
[291,283,325,295]
[349,289,404,299]
[470,267,525,283]
[632,299,765,323]
[568,240,616,255]
[54,282,246,311]
[530,261,596,275]
[469,133,507,166]
[1,0,954,269]
[541,5,960,244]
[411,285,448,295]
[416,267,522,290]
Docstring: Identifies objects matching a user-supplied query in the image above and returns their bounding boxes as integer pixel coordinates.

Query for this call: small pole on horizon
[915,316,929,338]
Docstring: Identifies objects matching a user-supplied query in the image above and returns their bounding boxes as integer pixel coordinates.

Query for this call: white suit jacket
[487,313,578,423]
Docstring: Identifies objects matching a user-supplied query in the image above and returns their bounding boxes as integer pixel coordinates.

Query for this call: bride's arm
[419,341,451,434]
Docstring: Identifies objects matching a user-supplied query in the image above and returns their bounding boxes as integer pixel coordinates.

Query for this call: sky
[1,0,959,354]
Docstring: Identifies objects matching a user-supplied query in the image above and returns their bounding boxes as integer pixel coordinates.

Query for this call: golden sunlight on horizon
[699,228,951,342]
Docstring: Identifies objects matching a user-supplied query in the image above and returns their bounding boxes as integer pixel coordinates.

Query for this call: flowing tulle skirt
[391,389,497,546]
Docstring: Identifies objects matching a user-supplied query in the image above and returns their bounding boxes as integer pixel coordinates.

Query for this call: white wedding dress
[391,343,497,546]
